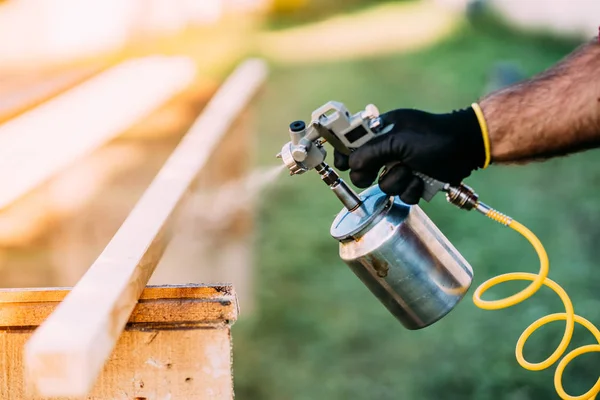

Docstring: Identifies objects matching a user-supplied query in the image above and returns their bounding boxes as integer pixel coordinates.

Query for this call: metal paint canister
[330,185,473,329]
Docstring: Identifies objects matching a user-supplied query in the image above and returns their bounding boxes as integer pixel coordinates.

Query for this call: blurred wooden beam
[0,55,196,210]
[23,58,268,397]
[0,65,103,123]
[0,76,217,251]
[0,78,217,293]
[0,284,238,399]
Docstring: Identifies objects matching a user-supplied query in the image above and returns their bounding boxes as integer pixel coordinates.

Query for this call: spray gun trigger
[378,161,448,203]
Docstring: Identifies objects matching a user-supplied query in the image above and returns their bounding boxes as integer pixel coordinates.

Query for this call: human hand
[334,106,488,204]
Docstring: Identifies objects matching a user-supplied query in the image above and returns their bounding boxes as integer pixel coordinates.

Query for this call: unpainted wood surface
[3,328,234,400]
[0,284,236,400]
[23,58,268,397]
[152,108,257,313]
[0,284,238,328]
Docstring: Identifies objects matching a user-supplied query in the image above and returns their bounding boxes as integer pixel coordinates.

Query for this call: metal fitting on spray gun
[439,181,511,225]
[314,163,362,212]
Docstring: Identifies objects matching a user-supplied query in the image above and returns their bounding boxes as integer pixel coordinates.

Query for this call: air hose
[474,207,600,400]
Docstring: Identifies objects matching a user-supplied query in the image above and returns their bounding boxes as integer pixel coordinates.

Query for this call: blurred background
[0,0,599,399]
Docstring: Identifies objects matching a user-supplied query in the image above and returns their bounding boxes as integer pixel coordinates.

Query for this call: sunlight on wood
[0,56,196,210]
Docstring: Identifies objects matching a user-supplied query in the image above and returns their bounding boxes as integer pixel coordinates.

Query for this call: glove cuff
[470,103,491,168]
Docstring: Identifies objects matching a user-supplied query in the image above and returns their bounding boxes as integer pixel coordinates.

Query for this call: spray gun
[279,101,487,213]
[276,101,495,329]
[277,101,600,399]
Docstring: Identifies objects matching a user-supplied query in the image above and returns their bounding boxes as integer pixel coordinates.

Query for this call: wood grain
[0,284,238,329]
[0,284,237,399]
[23,58,268,397]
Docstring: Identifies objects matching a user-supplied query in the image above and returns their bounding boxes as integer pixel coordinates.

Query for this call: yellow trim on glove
[471,102,491,168]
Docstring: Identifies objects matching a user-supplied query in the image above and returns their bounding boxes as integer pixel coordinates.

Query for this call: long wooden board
[23,58,268,397]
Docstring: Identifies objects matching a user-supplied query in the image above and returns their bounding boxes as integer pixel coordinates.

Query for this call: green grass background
[232,10,600,400]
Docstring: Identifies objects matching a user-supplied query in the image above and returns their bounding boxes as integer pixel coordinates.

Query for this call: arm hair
[480,38,600,163]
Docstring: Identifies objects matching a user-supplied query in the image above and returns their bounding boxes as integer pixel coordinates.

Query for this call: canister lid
[330,185,392,240]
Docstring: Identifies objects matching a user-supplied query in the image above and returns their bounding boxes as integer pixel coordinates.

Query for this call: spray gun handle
[414,171,449,202]
[379,161,448,202]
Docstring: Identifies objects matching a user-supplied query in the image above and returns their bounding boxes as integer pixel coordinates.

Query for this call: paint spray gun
[277,101,600,399]
[276,101,495,329]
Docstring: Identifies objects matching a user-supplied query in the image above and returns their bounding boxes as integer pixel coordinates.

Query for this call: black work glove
[334,106,487,205]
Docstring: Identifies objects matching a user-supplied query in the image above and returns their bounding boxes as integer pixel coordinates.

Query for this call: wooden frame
[0,284,238,399]
[14,58,268,398]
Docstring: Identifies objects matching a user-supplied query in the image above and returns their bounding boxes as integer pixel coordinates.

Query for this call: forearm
[479,38,600,163]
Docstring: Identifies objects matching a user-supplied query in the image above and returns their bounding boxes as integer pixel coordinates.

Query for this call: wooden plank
[0,55,196,210]
[0,285,237,400]
[151,107,257,313]
[23,58,268,397]
[5,329,234,400]
[0,65,103,123]
[0,284,235,304]
[0,284,237,328]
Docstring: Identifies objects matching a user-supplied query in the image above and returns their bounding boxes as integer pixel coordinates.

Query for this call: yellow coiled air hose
[473,208,600,400]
